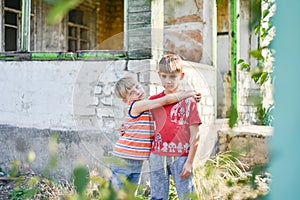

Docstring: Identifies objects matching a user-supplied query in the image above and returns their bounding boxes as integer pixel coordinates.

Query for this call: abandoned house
[0,0,273,178]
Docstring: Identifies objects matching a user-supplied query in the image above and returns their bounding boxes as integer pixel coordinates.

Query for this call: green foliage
[3,148,269,199]
[44,0,83,25]
[168,177,178,199]
[194,150,269,199]
[43,133,59,177]
[9,160,21,177]
[239,48,271,87]
[249,165,267,190]
[239,1,275,87]
[238,59,250,71]
[255,103,274,125]
[250,49,264,61]
[237,1,275,127]
[216,0,228,7]
[194,151,247,199]
[229,108,238,128]
[73,166,89,198]
[250,0,262,30]
[88,175,117,200]
[9,188,39,200]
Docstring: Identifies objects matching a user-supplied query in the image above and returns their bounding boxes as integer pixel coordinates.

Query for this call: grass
[194,150,270,200]
[1,150,270,200]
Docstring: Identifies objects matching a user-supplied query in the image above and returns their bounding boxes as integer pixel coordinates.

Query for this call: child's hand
[180,162,192,179]
[193,91,201,103]
[118,124,125,136]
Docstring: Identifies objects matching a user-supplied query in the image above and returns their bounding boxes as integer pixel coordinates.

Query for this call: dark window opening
[5,27,18,51]
[4,0,22,51]
[5,12,18,25]
[69,10,84,24]
[67,9,89,52]
[5,0,21,10]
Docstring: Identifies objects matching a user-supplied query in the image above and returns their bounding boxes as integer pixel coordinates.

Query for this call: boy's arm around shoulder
[131,90,200,115]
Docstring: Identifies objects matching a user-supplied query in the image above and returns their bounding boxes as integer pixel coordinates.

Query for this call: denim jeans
[149,153,194,200]
[110,156,144,189]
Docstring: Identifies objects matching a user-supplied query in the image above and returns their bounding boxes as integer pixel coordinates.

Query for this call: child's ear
[180,72,185,79]
[122,98,127,103]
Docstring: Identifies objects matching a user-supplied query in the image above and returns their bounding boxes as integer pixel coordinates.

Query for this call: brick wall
[164,0,205,63]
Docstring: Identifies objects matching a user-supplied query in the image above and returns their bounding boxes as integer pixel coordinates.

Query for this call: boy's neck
[164,87,180,94]
[165,83,186,94]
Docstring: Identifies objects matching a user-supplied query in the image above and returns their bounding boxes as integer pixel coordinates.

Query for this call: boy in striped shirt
[110,76,201,190]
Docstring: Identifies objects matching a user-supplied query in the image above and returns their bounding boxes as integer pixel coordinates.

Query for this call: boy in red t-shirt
[149,54,202,200]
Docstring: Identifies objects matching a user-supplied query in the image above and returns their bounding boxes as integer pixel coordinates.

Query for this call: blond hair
[114,76,137,99]
[158,54,183,73]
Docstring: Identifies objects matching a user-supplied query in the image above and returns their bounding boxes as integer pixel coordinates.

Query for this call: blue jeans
[149,153,194,200]
[109,156,144,189]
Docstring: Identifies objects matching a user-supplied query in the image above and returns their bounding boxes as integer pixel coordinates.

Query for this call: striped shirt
[113,101,155,160]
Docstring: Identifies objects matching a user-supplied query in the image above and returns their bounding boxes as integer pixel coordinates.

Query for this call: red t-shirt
[149,91,202,156]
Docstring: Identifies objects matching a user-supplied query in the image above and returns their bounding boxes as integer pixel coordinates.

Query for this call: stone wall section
[237,71,261,125]
[218,129,271,170]
[164,0,205,63]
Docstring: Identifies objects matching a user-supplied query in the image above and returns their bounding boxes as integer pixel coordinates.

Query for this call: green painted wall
[270,1,300,199]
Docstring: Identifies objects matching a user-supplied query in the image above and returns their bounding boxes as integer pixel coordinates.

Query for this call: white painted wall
[0,61,80,130]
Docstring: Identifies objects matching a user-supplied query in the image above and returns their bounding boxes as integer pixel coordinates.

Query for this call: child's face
[125,84,145,102]
[158,72,184,93]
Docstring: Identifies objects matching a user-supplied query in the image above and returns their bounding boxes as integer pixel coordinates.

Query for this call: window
[4,0,22,51]
[68,9,89,52]
[1,0,125,54]
[3,0,36,52]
